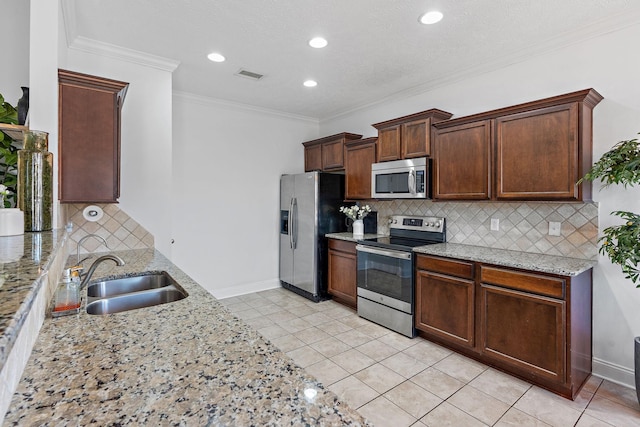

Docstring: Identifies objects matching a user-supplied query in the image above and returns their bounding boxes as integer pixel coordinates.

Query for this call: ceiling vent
[235,69,264,81]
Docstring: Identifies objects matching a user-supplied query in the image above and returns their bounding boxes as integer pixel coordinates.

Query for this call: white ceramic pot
[352,219,364,238]
[0,208,24,237]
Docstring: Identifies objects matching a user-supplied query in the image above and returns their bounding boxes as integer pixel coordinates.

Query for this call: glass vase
[17,130,53,231]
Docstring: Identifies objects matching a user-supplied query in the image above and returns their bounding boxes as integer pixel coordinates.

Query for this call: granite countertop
[0,231,67,373]
[325,232,384,242]
[3,248,368,426]
[414,243,597,276]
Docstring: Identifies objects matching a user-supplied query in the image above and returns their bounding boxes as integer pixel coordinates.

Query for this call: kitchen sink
[87,272,177,299]
[86,286,188,315]
[85,271,188,315]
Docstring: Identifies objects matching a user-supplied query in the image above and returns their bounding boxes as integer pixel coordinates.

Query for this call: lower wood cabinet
[480,283,565,383]
[415,254,592,400]
[327,239,357,308]
[415,256,475,348]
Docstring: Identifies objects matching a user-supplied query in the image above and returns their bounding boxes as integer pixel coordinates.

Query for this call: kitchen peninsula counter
[413,243,596,276]
[0,231,67,372]
[3,248,368,425]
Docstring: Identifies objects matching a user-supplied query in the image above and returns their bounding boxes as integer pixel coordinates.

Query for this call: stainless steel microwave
[371,157,430,199]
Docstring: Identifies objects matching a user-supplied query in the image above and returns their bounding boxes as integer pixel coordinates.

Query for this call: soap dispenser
[52,268,81,317]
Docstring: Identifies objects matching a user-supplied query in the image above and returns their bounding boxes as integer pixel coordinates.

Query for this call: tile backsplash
[366,200,598,260]
[62,204,154,259]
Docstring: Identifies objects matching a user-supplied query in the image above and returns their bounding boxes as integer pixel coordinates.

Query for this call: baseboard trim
[212,279,281,300]
[593,357,636,389]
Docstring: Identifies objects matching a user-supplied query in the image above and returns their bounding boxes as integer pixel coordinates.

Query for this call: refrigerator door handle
[289,197,295,248]
[291,197,298,249]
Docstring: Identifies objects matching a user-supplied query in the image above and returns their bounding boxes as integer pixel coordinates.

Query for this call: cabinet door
[328,241,357,307]
[322,138,345,170]
[415,270,475,348]
[480,283,566,382]
[433,120,492,200]
[377,125,402,162]
[59,70,128,203]
[345,140,376,199]
[496,103,579,200]
[402,118,431,158]
[304,144,322,172]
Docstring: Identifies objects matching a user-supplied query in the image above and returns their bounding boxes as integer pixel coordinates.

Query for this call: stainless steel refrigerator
[279,172,346,302]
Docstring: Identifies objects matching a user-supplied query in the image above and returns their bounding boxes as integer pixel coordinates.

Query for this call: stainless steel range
[356,215,446,337]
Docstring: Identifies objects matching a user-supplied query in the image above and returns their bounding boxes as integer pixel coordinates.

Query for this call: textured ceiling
[65,0,640,120]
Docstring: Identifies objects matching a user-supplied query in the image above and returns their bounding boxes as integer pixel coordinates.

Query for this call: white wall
[63,48,175,257]
[320,23,640,387]
[0,1,30,105]
[171,93,318,297]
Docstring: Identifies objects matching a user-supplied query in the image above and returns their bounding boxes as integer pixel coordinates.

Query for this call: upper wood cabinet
[345,137,377,200]
[432,89,602,202]
[302,132,362,172]
[433,120,492,200]
[58,69,129,203]
[496,103,578,200]
[372,109,453,162]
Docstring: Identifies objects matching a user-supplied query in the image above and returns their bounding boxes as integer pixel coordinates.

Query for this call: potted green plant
[579,134,640,403]
[0,93,19,208]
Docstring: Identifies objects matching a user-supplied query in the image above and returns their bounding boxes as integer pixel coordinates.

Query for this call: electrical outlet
[549,221,561,236]
[491,218,500,231]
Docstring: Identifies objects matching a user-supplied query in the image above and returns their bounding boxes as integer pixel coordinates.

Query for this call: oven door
[356,245,413,313]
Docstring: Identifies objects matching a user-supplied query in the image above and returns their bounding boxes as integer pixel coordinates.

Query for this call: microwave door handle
[408,169,416,195]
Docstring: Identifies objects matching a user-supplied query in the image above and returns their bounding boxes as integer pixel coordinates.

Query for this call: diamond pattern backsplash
[365,200,598,259]
[62,204,154,260]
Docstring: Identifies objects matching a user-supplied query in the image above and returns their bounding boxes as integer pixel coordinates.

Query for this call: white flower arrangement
[0,184,11,208]
[339,204,372,221]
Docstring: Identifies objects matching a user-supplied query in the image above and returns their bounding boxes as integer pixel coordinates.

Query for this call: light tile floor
[220,288,640,427]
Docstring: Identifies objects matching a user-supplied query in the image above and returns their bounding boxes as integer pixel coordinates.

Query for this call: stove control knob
[427,222,434,227]
[435,221,442,228]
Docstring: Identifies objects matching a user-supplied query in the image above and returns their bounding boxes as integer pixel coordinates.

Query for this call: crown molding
[68,36,180,72]
[173,91,319,124]
[61,0,179,72]
[60,0,77,48]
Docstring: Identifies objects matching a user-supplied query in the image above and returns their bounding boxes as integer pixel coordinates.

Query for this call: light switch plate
[549,221,561,236]
[491,218,500,231]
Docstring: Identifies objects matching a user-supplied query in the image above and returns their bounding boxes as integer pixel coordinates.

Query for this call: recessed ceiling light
[419,11,443,25]
[207,52,226,62]
[303,80,318,87]
[308,37,328,48]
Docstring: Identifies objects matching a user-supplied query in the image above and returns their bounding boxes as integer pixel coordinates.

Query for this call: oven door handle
[356,245,412,260]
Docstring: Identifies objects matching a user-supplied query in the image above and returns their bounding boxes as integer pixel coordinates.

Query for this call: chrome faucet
[79,255,125,290]
[76,234,109,265]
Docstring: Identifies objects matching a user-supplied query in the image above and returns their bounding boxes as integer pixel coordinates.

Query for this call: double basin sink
[86,271,188,315]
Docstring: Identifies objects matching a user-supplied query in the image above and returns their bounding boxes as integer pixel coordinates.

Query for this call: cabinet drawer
[480,266,565,299]
[416,255,474,279]
[328,238,356,254]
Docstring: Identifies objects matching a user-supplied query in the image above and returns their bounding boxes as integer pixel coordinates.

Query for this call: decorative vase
[0,208,24,237]
[17,130,53,232]
[353,219,364,238]
[17,87,29,126]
